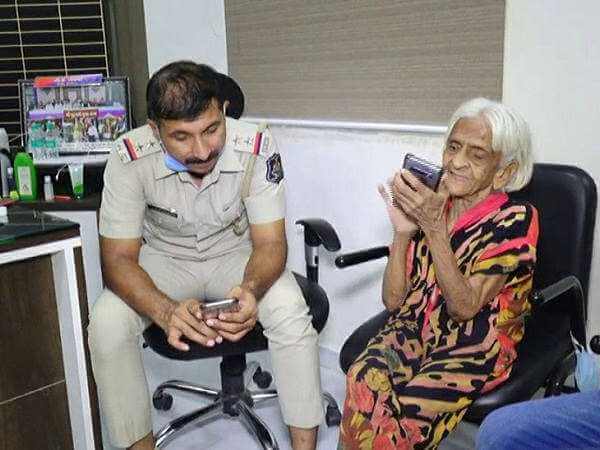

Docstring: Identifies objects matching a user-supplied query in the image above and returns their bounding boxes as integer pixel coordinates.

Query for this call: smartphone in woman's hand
[402,153,444,191]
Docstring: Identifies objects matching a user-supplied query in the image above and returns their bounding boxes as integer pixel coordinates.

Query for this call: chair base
[154,386,278,449]
[152,356,340,449]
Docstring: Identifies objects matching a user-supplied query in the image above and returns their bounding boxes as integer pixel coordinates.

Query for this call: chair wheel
[325,405,341,427]
[253,367,273,389]
[152,392,173,411]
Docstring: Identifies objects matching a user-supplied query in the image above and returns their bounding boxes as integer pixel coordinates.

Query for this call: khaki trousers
[88,245,323,448]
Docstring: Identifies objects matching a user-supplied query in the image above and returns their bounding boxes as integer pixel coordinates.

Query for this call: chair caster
[253,367,273,389]
[325,404,341,427]
[153,392,173,411]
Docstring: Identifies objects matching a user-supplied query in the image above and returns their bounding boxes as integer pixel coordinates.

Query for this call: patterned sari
[339,192,539,450]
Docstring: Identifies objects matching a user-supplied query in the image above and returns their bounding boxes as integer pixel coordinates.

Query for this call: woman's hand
[391,170,449,234]
[378,182,418,235]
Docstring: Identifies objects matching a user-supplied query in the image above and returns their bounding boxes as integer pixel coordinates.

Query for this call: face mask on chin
[572,332,600,392]
[158,137,188,172]
[163,151,188,172]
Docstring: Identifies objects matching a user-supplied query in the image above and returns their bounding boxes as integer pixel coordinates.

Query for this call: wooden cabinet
[0,382,73,450]
[0,225,102,449]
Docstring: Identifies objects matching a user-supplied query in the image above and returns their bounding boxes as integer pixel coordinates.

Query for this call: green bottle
[13,152,38,201]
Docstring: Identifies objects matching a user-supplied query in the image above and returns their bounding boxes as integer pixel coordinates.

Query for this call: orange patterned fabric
[339,192,539,449]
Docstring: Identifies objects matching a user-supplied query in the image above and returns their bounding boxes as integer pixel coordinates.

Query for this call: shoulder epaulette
[115,124,162,164]
[226,118,273,157]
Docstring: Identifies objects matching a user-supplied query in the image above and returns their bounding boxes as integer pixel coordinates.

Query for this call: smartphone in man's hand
[201,298,240,320]
[402,153,444,191]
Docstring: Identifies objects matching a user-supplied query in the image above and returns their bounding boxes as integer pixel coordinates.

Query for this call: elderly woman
[339,98,539,450]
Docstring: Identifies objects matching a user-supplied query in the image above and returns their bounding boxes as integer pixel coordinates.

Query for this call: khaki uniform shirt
[99,118,285,261]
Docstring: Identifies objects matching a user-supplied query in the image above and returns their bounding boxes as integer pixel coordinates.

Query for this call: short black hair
[146,61,221,122]
[216,73,245,119]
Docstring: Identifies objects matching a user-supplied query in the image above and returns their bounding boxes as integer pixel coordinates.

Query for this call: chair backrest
[510,163,597,328]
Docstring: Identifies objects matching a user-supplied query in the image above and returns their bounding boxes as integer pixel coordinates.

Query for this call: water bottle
[28,122,46,159]
[7,167,19,200]
[45,120,60,159]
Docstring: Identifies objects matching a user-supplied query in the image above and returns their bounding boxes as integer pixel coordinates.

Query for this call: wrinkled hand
[392,170,449,234]
[205,286,258,342]
[378,182,418,235]
[158,299,222,351]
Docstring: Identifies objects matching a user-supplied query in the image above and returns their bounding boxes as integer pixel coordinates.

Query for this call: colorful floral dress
[339,192,539,450]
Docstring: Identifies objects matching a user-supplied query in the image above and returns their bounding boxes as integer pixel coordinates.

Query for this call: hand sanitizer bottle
[13,152,37,201]
[43,175,54,201]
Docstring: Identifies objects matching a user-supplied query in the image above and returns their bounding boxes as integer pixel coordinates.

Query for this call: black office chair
[336,163,599,425]
[216,72,245,120]
[143,219,342,449]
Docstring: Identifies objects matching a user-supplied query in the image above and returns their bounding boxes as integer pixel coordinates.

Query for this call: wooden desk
[17,194,104,329]
[0,216,101,449]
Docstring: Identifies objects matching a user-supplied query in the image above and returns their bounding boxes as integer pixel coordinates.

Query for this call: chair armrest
[335,246,390,268]
[531,275,586,347]
[531,275,583,308]
[295,218,341,251]
[296,218,341,283]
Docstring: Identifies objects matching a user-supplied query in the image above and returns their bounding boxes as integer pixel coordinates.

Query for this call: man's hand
[206,286,258,342]
[157,299,222,351]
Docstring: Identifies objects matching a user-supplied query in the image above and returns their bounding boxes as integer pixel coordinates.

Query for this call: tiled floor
[139,347,477,450]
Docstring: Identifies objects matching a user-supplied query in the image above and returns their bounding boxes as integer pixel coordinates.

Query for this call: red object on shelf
[54,195,73,202]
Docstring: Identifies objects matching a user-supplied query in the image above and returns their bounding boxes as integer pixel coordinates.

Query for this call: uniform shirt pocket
[146,203,195,237]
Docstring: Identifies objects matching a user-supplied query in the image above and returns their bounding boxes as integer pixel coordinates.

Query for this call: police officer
[88,62,323,450]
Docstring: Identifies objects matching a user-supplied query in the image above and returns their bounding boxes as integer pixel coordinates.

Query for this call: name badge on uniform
[266,153,284,183]
[147,203,178,218]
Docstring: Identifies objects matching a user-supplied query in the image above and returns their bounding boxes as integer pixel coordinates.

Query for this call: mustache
[184,151,219,165]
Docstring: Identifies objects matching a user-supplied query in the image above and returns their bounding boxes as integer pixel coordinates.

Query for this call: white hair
[444,97,534,192]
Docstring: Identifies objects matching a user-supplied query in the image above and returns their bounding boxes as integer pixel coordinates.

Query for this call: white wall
[142,0,600,351]
[143,0,228,76]
[278,127,444,349]
[503,0,600,339]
